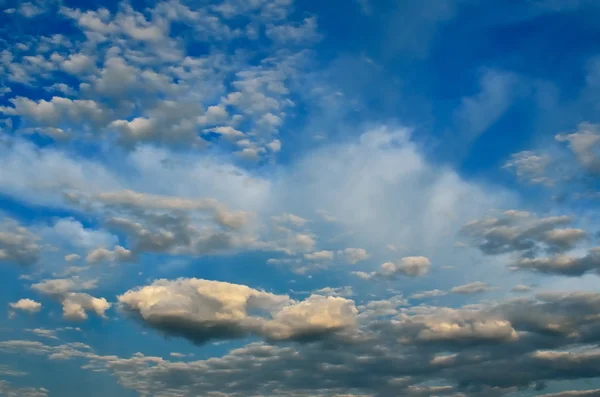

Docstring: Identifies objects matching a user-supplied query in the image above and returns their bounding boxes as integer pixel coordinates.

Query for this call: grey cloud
[461,210,583,256]
[511,247,600,276]
[5,291,600,396]
[0,217,40,266]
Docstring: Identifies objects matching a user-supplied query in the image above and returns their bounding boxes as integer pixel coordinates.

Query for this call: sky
[1,0,600,396]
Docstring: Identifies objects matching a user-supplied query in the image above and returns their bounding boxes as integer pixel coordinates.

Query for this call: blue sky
[1,0,600,396]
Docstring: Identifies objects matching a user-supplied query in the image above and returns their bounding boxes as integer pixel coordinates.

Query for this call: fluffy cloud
[118,278,357,344]
[9,298,42,314]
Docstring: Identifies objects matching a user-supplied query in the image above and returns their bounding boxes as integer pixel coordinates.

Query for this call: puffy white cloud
[9,298,42,314]
[118,278,357,344]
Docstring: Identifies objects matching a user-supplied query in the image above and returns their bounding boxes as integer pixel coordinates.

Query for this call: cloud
[31,277,109,321]
[61,293,111,321]
[510,247,600,276]
[411,289,448,299]
[86,245,134,264]
[461,210,584,256]
[511,284,532,293]
[338,248,369,264]
[26,328,58,340]
[5,290,600,396]
[118,278,357,344]
[556,122,600,174]
[304,250,334,261]
[450,281,496,294]
[0,217,40,266]
[538,390,600,397]
[455,70,520,142]
[0,380,48,397]
[503,151,554,186]
[353,256,431,279]
[9,298,42,314]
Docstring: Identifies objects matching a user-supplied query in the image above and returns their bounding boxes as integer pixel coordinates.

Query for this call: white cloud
[9,299,42,314]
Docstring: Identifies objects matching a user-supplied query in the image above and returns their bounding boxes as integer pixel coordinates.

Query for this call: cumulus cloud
[118,278,357,344]
[9,298,42,314]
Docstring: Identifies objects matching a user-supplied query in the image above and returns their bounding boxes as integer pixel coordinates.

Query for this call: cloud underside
[4,290,600,396]
[118,278,357,344]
